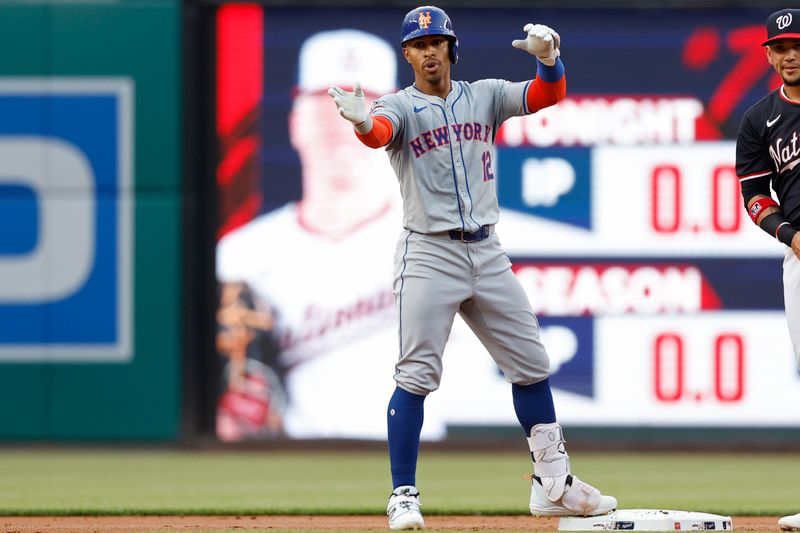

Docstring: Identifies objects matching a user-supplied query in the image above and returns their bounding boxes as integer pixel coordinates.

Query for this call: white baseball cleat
[779,512,800,531]
[387,485,425,530]
[529,474,617,516]
[527,422,617,517]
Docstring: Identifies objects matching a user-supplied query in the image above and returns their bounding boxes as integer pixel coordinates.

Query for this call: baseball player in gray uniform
[329,6,616,530]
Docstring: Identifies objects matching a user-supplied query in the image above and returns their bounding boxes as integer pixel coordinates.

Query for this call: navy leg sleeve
[387,386,426,488]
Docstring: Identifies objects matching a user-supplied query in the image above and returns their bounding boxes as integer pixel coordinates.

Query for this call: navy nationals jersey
[736,86,800,226]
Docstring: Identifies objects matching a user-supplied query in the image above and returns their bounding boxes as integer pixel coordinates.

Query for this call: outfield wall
[0,0,182,439]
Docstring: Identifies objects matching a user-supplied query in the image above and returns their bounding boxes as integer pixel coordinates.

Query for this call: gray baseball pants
[392,228,551,395]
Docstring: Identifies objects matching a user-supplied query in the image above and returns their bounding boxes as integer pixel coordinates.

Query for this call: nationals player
[736,8,800,531]
[328,6,616,530]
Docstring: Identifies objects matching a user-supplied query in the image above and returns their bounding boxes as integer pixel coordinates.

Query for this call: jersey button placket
[456,171,470,217]
[448,101,473,230]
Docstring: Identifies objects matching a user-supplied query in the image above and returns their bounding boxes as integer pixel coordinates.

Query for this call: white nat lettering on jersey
[498,97,704,147]
[409,122,492,158]
[515,265,704,315]
[768,130,800,174]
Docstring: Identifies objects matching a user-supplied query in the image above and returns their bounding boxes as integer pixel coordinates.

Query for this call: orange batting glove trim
[356,115,393,148]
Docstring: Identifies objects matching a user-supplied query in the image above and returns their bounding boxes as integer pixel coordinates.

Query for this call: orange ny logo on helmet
[418,11,431,29]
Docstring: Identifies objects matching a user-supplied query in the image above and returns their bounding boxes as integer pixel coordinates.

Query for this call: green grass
[0,449,797,516]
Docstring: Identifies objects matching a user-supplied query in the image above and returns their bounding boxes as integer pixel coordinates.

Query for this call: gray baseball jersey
[372,79,531,233]
[369,79,551,395]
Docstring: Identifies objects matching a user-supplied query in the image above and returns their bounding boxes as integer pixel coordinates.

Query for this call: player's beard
[784,75,800,87]
[780,63,800,86]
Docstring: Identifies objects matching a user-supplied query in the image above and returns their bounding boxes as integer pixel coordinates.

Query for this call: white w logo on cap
[778,13,793,30]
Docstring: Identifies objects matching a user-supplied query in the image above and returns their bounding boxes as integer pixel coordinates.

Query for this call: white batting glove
[328,82,372,133]
[512,24,561,66]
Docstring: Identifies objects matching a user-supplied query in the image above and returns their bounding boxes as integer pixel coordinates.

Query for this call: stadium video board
[213,4,799,441]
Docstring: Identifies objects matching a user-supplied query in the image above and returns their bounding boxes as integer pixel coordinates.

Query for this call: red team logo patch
[418,11,431,29]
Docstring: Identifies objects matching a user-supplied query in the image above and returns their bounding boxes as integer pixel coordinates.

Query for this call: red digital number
[711,164,741,233]
[651,163,743,235]
[714,333,745,402]
[651,165,681,233]
[653,332,746,403]
[654,333,684,401]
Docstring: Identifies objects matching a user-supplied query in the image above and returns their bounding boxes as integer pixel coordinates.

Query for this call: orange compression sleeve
[355,115,393,148]
[525,76,566,113]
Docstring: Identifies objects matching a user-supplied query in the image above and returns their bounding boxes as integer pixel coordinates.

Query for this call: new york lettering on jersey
[371,79,529,233]
[408,120,493,158]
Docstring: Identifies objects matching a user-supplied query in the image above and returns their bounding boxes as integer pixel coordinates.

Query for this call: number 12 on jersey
[482,150,495,181]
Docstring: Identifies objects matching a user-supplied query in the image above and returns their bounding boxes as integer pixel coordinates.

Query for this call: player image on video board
[215,19,451,440]
[214,5,800,441]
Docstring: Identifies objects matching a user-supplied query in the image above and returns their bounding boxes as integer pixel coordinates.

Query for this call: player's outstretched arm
[327,82,393,148]
[512,23,560,66]
[328,83,372,134]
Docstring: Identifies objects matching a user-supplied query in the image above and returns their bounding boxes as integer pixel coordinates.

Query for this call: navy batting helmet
[401,6,459,64]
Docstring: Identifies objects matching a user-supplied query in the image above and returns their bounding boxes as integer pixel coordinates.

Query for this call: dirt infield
[0,515,783,532]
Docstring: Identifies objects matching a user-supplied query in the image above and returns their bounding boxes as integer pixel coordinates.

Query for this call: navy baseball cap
[763,8,800,46]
